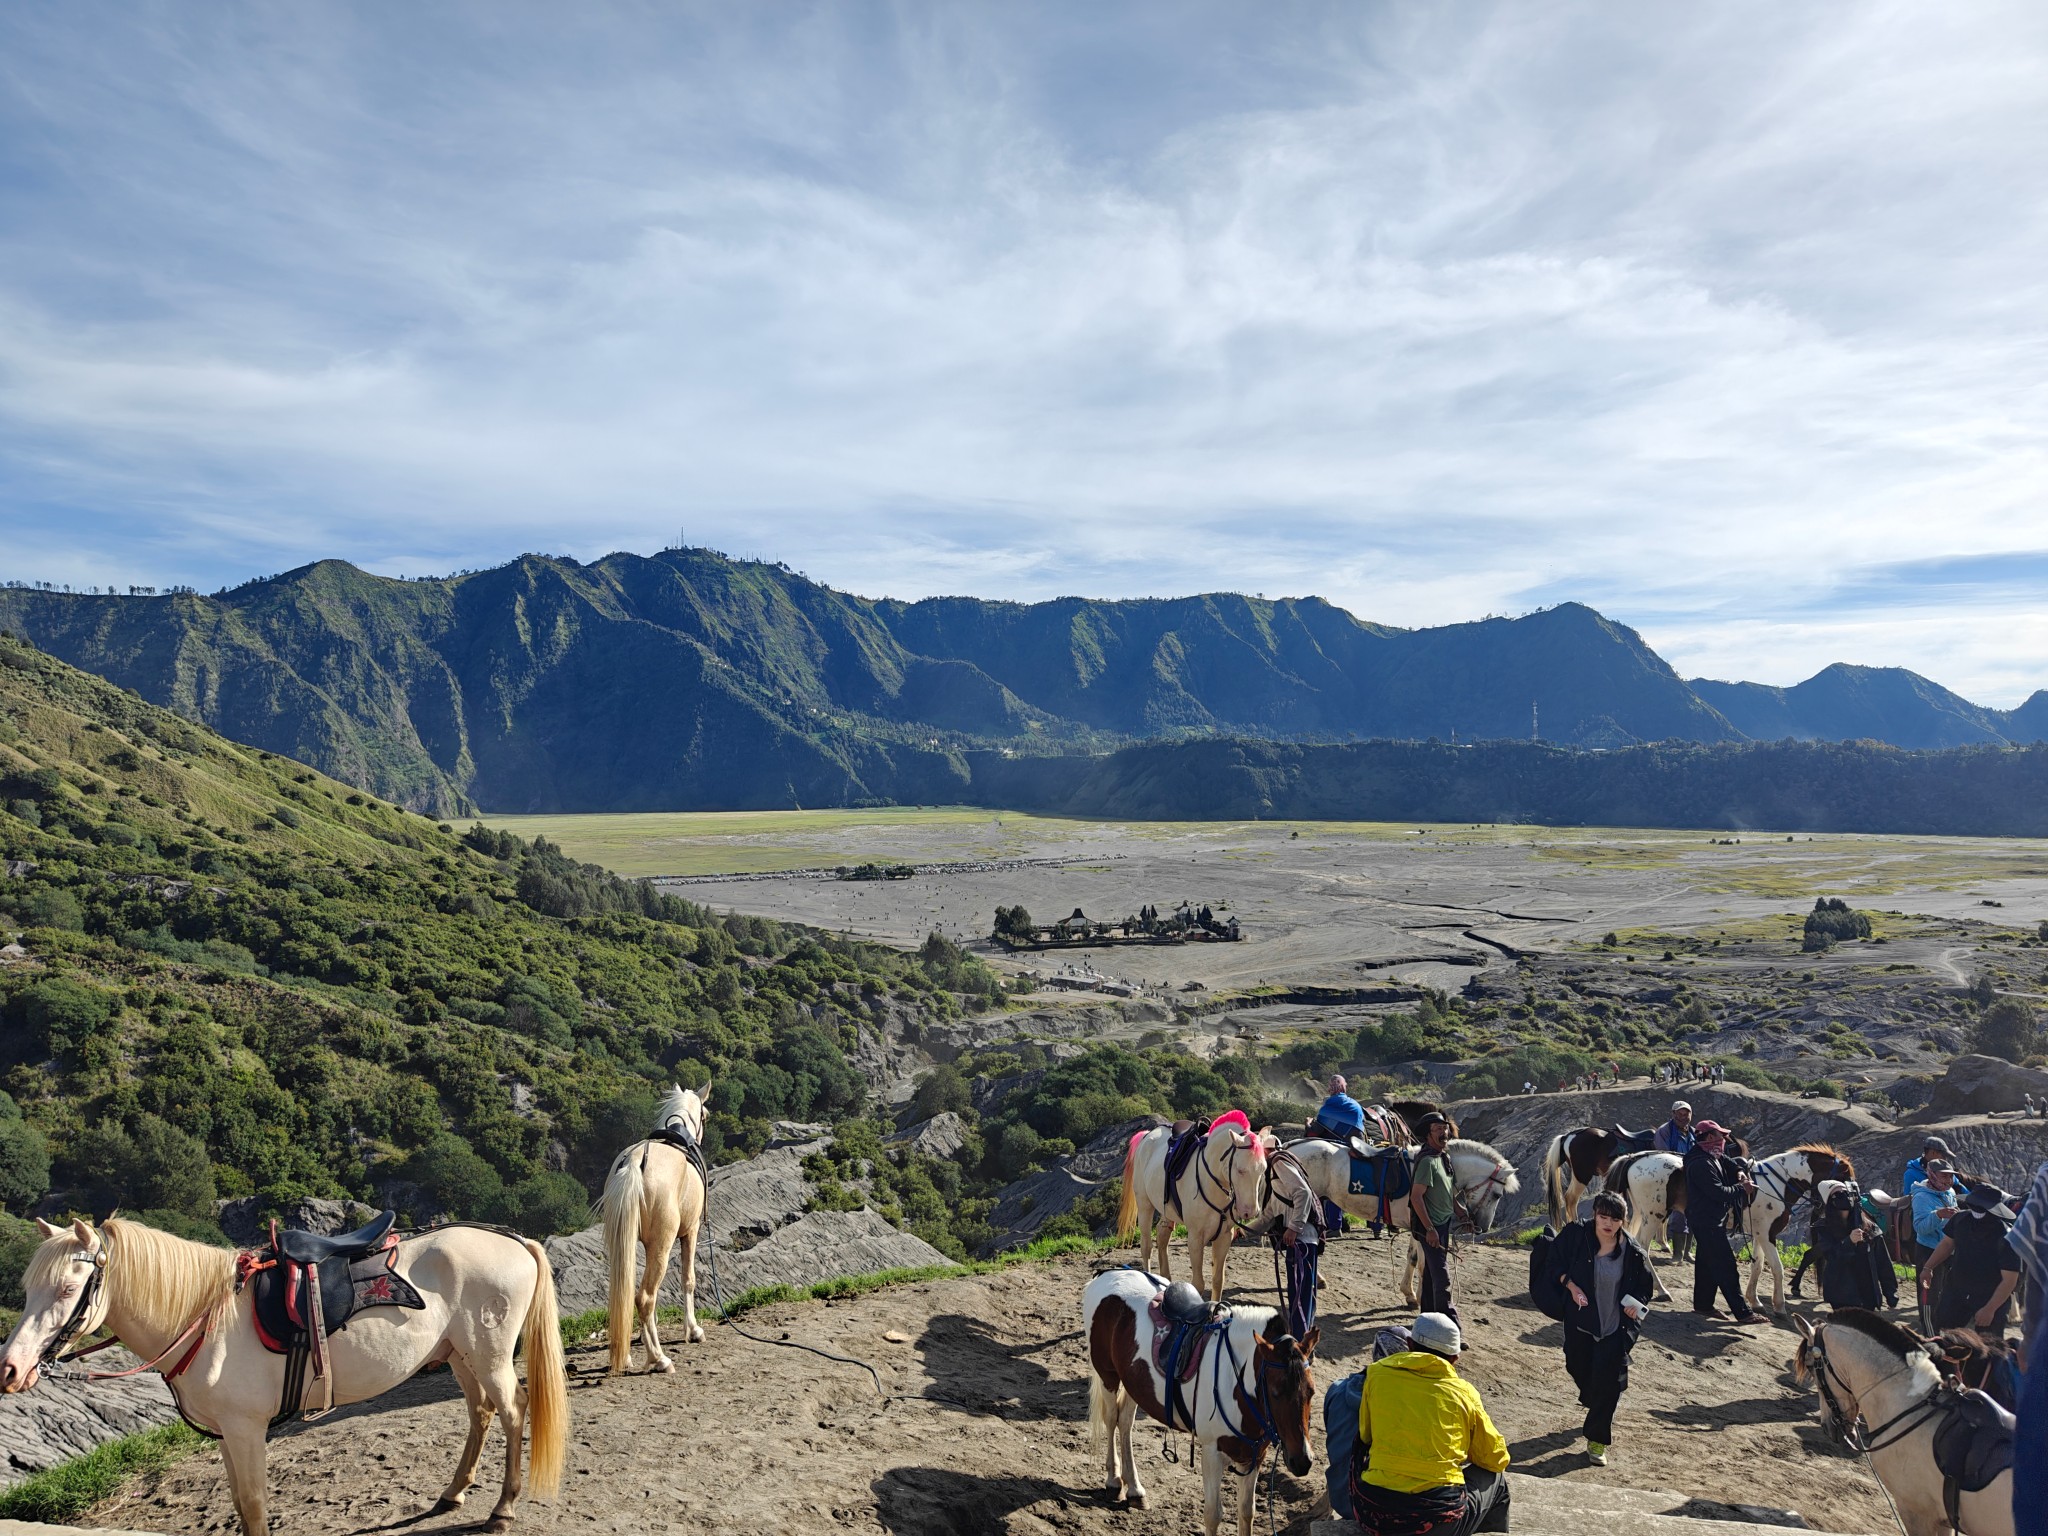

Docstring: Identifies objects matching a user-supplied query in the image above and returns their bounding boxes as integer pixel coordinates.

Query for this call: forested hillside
[0,634,1011,1246]
[5,551,2037,818]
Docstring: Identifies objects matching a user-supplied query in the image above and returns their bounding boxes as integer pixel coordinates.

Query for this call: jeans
[1418,1222,1458,1321]
[1692,1225,1753,1318]
[1563,1328,1632,1445]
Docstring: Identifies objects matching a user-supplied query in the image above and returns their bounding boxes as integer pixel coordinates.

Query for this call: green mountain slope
[1690,664,2028,749]
[0,633,1006,1241]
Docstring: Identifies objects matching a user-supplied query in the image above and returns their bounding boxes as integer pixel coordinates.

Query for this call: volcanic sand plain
[85,1242,1899,1536]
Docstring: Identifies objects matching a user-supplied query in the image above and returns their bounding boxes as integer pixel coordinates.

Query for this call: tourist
[1911,1158,1963,1320]
[1684,1120,1765,1325]
[1901,1135,1952,1205]
[1810,1181,1896,1311]
[1315,1075,1367,1141]
[2009,1161,2048,1527]
[1653,1101,1695,1262]
[1548,1190,1654,1465]
[1922,1184,2022,1336]
[1351,1312,1512,1535]
[1409,1112,1459,1322]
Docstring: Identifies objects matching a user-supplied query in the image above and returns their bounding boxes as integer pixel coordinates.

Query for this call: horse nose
[0,1360,18,1394]
[1288,1451,1313,1478]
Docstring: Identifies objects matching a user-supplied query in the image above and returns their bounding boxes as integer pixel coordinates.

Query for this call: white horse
[0,1217,566,1535]
[1794,1310,2013,1536]
[1117,1117,1267,1302]
[1601,1150,1686,1299]
[1083,1267,1319,1536]
[601,1083,711,1373]
[1281,1137,1520,1305]
[1744,1145,1854,1316]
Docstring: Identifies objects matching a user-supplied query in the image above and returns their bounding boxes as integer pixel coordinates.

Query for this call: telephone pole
[1531,701,1539,742]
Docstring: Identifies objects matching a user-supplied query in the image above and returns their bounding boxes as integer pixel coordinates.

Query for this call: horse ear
[69,1217,96,1251]
[34,1217,58,1238]
[1300,1325,1320,1358]
[1793,1314,1815,1342]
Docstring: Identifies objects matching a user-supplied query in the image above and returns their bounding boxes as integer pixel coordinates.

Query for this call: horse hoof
[1128,1493,1148,1510]
[653,1359,676,1374]
[688,1327,705,1343]
[484,1518,515,1534]
[431,1497,464,1514]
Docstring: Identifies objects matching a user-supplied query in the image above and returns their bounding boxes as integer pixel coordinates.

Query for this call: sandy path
[84,1241,1895,1536]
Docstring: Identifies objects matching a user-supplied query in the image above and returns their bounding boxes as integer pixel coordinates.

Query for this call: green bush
[0,1119,50,1213]
[494,1172,592,1236]
[1803,898,1872,951]
[18,976,116,1056]
[403,1133,503,1219]
[1973,998,2042,1064]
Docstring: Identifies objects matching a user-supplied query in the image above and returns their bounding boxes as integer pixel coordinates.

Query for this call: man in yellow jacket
[1352,1313,1512,1535]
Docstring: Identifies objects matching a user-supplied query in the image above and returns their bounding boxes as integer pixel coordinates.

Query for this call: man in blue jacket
[1684,1121,1765,1326]
[1653,1101,1695,1262]
[1315,1076,1366,1139]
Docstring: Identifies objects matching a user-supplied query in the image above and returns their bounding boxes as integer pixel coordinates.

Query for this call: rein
[1810,1329,1939,1455]
[1193,1132,1246,1223]
[41,1241,214,1385]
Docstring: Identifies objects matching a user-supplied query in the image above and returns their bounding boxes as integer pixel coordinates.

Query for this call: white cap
[1411,1312,1464,1358]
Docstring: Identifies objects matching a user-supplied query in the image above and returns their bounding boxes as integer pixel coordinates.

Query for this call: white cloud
[0,1,2043,701]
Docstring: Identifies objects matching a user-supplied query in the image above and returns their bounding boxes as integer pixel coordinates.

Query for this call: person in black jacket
[1550,1190,1656,1464]
[1809,1180,1897,1311]
[1923,1183,2023,1336]
[1683,1121,1765,1325]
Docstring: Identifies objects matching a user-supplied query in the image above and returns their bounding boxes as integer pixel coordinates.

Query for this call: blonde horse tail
[1116,1132,1142,1244]
[519,1237,568,1499]
[603,1149,644,1376]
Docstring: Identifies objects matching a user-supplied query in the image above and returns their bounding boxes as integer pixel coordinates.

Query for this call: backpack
[1323,1371,1364,1519]
[1528,1227,1570,1322]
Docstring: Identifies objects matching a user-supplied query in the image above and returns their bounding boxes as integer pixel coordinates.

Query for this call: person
[1316,1075,1367,1141]
[1809,1180,1897,1311]
[2010,1162,2048,1527]
[1911,1158,1963,1325]
[1901,1136,1953,1207]
[1683,1120,1765,1325]
[1923,1184,2022,1335]
[1352,1312,1511,1535]
[1652,1102,1696,1263]
[1410,1112,1459,1322]
[1549,1190,1654,1465]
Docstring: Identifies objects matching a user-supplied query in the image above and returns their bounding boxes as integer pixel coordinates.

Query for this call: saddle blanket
[252,1245,425,1356]
[1348,1148,1414,1201]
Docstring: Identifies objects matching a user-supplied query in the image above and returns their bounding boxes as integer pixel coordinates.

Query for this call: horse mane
[1793,1143,1855,1181]
[1446,1138,1520,1190]
[101,1219,240,1335]
[1826,1306,1928,1362]
[655,1084,703,1136]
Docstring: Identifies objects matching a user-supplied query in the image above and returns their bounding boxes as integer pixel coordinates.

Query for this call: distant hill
[0,551,2038,813]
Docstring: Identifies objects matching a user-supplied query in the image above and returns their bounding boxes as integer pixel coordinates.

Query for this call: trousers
[1691,1224,1753,1318]
[1563,1328,1633,1445]
[1418,1222,1458,1321]
[1354,1467,1509,1536]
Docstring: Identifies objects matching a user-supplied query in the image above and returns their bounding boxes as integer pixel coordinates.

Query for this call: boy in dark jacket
[1549,1191,1656,1464]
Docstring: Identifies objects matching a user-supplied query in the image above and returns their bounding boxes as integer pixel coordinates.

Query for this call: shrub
[1973,999,2043,1064]
[0,1119,50,1212]
[19,976,118,1058]
[494,1172,592,1236]
[1803,898,1872,951]
[403,1133,504,1219]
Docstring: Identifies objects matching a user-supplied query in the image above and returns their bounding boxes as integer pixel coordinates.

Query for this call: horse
[1117,1115,1267,1302]
[1539,1124,1655,1230]
[601,1083,711,1374]
[1600,1150,1686,1299]
[1279,1137,1519,1304]
[0,1216,566,1535]
[1083,1268,1318,1536]
[1794,1310,2013,1536]
[1744,1145,1854,1316]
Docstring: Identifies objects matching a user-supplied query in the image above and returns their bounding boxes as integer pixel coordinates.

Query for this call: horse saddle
[1933,1387,2015,1497]
[1348,1146,1413,1201]
[1611,1124,1657,1155]
[1161,1121,1205,1212]
[244,1211,420,1430]
[1146,1282,1224,1429]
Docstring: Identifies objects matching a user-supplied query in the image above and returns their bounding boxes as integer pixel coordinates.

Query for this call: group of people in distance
[1318,1082,2048,1535]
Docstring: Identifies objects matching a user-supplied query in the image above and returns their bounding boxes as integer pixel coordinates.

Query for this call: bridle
[1807,1325,1939,1456]
[39,1246,109,1369]
[33,1232,217,1386]
[1194,1131,1255,1223]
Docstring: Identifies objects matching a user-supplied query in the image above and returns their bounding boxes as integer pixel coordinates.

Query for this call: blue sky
[1,3,2045,703]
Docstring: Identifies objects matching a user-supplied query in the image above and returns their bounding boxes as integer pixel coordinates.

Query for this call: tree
[404,1133,503,1219]
[908,1064,972,1122]
[0,1120,50,1213]
[128,1114,216,1216]
[494,1172,591,1236]
[1973,999,2042,1064]
[19,977,117,1058]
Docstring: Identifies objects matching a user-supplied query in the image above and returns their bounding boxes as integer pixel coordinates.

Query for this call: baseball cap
[1692,1119,1728,1139]
[1923,1136,1951,1154]
[1411,1312,1464,1359]
[1671,1101,1691,1114]
[1924,1158,1954,1176]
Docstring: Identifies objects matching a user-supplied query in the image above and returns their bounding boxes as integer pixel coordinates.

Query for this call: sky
[1,4,2045,705]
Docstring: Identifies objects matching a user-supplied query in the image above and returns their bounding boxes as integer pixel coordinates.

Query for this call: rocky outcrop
[888,1112,970,1162]
[0,1358,175,1487]
[981,1116,1163,1254]
[214,1195,380,1248]
[545,1122,953,1315]
[1927,1054,2048,1118]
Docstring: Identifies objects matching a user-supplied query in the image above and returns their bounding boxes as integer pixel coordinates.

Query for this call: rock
[0,944,27,965]
[1928,1054,2048,1117]
[0,1354,175,1489]
[214,1195,380,1248]
[971,1067,1046,1116]
[981,1116,1164,1254]
[888,1112,968,1161]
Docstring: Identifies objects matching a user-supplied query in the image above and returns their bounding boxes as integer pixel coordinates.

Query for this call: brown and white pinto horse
[1083,1268,1318,1536]
[1541,1125,1654,1229]
[1744,1144,1854,1315]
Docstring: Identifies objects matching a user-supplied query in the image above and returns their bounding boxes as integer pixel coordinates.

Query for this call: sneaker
[1586,1442,1608,1465]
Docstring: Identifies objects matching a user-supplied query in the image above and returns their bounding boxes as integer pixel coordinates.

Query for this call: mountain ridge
[0,551,2038,813]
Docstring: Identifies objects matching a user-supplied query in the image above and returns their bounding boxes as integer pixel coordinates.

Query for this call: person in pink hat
[1683,1121,1765,1325]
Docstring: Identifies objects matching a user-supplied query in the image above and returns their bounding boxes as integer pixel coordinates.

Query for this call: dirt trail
[84,1241,1894,1536]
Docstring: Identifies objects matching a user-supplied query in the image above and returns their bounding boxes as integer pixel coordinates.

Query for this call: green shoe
[1586,1442,1608,1465]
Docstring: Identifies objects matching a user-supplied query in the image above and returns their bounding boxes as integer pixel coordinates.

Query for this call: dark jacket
[1812,1214,1892,1310]
[1549,1219,1656,1341]
[1936,1211,2023,1329]
[1684,1147,1749,1231]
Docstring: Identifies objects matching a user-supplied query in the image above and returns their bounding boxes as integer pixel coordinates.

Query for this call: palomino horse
[601,1083,711,1373]
[1280,1138,1519,1305]
[1601,1150,1686,1298]
[1083,1267,1318,1536]
[1794,1310,2013,1536]
[1540,1124,1655,1230]
[1117,1115,1267,1302]
[0,1217,565,1534]
[1744,1145,1854,1316]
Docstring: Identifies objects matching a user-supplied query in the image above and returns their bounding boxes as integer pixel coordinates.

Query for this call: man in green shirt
[1410,1112,1460,1321]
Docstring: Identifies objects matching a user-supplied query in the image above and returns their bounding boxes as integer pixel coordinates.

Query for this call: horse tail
[1088,1370,1118,1454]
[1540,1134,1565,1227]
[519,1237,568,1499]
[1117,1133,1143,1243]
[602,1148,645,1376]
